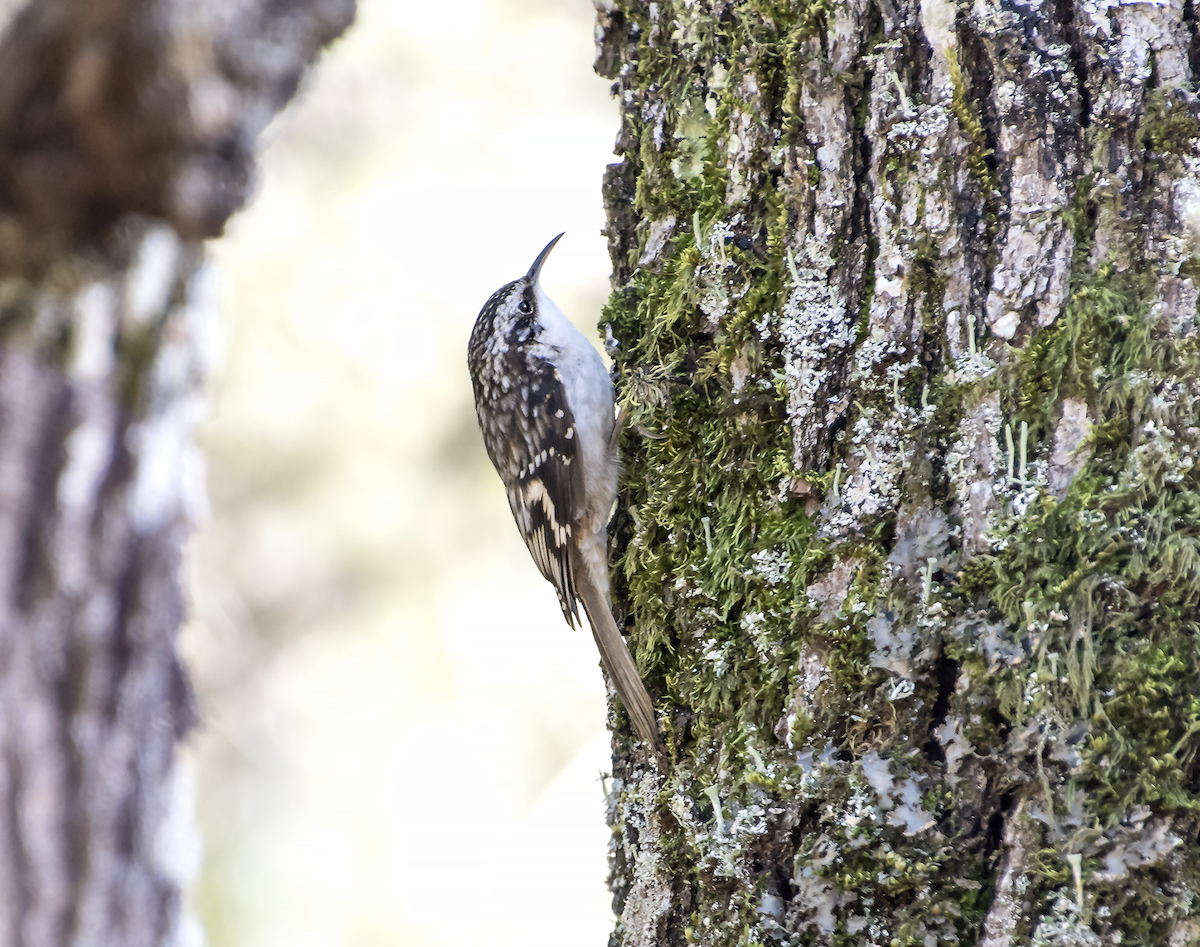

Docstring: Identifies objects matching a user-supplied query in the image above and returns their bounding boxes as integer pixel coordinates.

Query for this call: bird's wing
[501,359,585,626]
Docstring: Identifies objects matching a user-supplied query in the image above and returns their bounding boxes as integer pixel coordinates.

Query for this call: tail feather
[575,571,662,752]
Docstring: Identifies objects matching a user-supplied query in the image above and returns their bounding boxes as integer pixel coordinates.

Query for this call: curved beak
[526,233,564,283]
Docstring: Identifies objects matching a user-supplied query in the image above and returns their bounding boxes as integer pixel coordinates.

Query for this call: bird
[467,233,661,752]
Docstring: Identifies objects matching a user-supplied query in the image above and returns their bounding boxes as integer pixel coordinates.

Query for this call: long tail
[574,569,663,752]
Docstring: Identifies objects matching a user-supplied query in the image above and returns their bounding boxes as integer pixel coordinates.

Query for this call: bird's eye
[517,300,533,315]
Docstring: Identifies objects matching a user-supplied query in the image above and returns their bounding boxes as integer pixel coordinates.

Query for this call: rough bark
[594,0,1200,944]
[0,2,352,945]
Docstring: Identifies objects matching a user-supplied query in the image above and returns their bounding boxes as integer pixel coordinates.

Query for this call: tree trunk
[594,0,1200,944]
[0,2,352,944]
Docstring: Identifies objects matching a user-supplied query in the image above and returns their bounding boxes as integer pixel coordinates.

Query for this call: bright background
[183,1,622,944]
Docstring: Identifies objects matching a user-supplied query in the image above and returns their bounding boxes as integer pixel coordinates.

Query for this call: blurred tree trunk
[595,0,1200,944]
[0,2,351,945]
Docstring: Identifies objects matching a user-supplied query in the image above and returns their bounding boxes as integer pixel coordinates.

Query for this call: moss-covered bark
[593,0,1200,944]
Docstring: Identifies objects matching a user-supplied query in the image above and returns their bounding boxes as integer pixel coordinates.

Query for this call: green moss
[945,48,999,199]
[1139,88,1200,156]
[607,235,815,732]
[940,160,1200,935]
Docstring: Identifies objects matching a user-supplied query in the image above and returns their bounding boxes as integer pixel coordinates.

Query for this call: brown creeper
[467,234,661,751]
